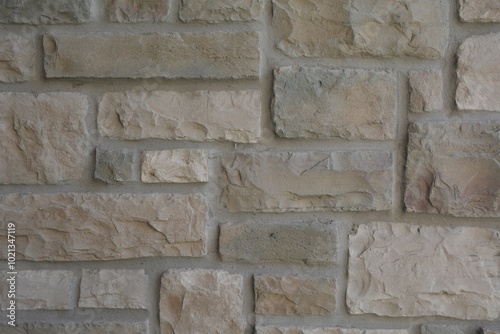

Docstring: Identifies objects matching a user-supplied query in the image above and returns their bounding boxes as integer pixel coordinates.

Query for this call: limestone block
[0,34,35,82]
[142,149,208,183]
[26,322,148,334]
[459,0,500,22]
[420,325,468,334]
[409,70,443,113]
[95,147,135,183]
[257,327,409,334]
[107,0,168,22]
[0,0,91,24]
[180,0,263,22]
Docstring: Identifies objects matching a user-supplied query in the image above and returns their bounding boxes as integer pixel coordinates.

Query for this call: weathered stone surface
[456,33,500,111]
[347,223,500,320]
[0,193,207,261]
[44,32,260,79]
[273,0,448,59]
[25,322,149,334]
[409,70,443,113]
[459,0,500,22]
[160,269,244,334]
[99,90,261,143]
[257,327,409,334]
[0,93,89,185]
[95,147,135,183]
[404,122,499,217]
[484,331,500,334]
[0,34,35,83]
[273,67,396,140]
[0,0,91,24]
[420,325,468,334]
[0,325,25,334]
[221,151,392,212]
[219,222,336,265]
[79,270,147,309]
[107,0,168,22]
[180,0,263,22]
[255,275,335,315]
[142,149,208,183]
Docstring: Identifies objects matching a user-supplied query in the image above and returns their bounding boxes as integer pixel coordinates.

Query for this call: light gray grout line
[148,270,162,334]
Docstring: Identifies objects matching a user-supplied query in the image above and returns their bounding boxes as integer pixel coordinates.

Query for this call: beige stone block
[0,0,91,24]
[107,0,168,22]
[409,70,443,113]
[459,0,500,22]
[0,34,35,82]
[160,269,244,334]
[142,149,208,183]
[180,0,263,22]
[347,222,500,320]
[25,322,148,334]
[257,327,409,334]
[0,193,207,261]
[98,90,261,143]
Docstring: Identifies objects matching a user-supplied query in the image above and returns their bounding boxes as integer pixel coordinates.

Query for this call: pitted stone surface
[79,269,148,309]
[107,0,168,22]
[160,269,244,334]
[0,93,89,185]
[44,32,260,79]
[347,222,500,320]
[142,149,208,183]
[95,147,135,183]
[99,90,261,143]
[459,0,500,22]
[273,0,448,59]
[0,0,91,24]
[273,66,397,140]
[409,70,443,113]
[257,327,409,334]
[221,151,393,212]
[180,0,264,22]
[255,275,335,315]
[0,34,35,82]
[0,193,207,261]
[404,122,499,217]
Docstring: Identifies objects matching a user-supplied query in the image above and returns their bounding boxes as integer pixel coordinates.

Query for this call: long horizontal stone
[420,325,467,334]
[257,327,409,334]
[44,32,260,79]
[107,0,168,22]
[0,193,207,261]
[0,0,91,24]
[98,90,261,143]
[404,122,499,217]
[142,149,208,183]
[4,322,149,334]
[179,0,264,22]
[459,0,500,22]
[221,151,393,212]
[347,223,500,320]
[0,34,36,82]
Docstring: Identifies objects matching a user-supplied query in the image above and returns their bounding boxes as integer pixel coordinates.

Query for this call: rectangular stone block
[23,322,149,334]
[95,147,136,183]
[221,151,392,212]
[0,193,207,261]
[0,34,35,82]
[255,275,335,315]
[459,0,500,22]
[180,0,264,22]
[98,90,261,143]
[219,222,336,265]
[273,67,397,140]
[409,70,443,113]
[420,325,468,334]
[107,0,168,22]
[273,0,448,59]
[257,327,409,334]
[79,270,148,309]
[0,93,90,185]
[0,0,91,24]
[404,122,499,217]
[347,223,500,320]
[142,149,208,183]
[44,32,260,79]
[160,269,244,334]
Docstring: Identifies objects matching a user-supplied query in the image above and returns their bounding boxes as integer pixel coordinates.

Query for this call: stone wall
[0,0,499,333]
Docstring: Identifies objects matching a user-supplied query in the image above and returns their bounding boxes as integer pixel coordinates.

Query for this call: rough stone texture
[0,325,26,334]
[0,93,89,185]
[180,0,264,22]
[221,151,393,212]
[255,275,336,315]
[456,33,500,111]
[98,90,261,143]
[79,269,147,309]
[94,147,135,183]
[160,269,244,334]
[21,322,148,334]
[0,0,91,24]
[0,193,207,261]
[142,149,208,183]
[0,34,36,83]
[409,70,443,113]
[420,325,468,334]
[219,222,336,265]
[107,0,168,22]
[44,32,260,79]
[485,331,500,334]
[459,0,500,22]
[347,222,500,320]
[257,327,409,334]
[273,66,397,140]
[404,122,499,217]
[273,0,448,59]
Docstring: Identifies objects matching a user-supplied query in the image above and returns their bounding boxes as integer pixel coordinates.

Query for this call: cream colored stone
[255,275,335,315]
[26,322,149,334]
[257,327,409,334]
[0,34,35,82]
[44,32,260,79]
[459,0,500,22]
[409,70,443,113]
[404,122,499,217]
[142,149,208,183]
[0,0,91,24]
[107,0,168,22]
[273,67,396,140]
[180,0,263,22]
[160,269,244,334]
[0,93,89,185]
[221,151,392,212]
[79,270,147,309]
[456,33,500,111]
[99,90,261,143]
[0,193,207,261]
[347,223,500,320]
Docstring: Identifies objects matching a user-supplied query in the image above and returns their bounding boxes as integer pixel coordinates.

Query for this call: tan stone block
[107,0,168,22]
[409,70,443,113]
[0,34,35,82]
[180,0,263,22]
[459,0,500,22]
[26,322,149,334]
[142,149,208,183]
[257,327,409,334]
[0,0,91,24]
